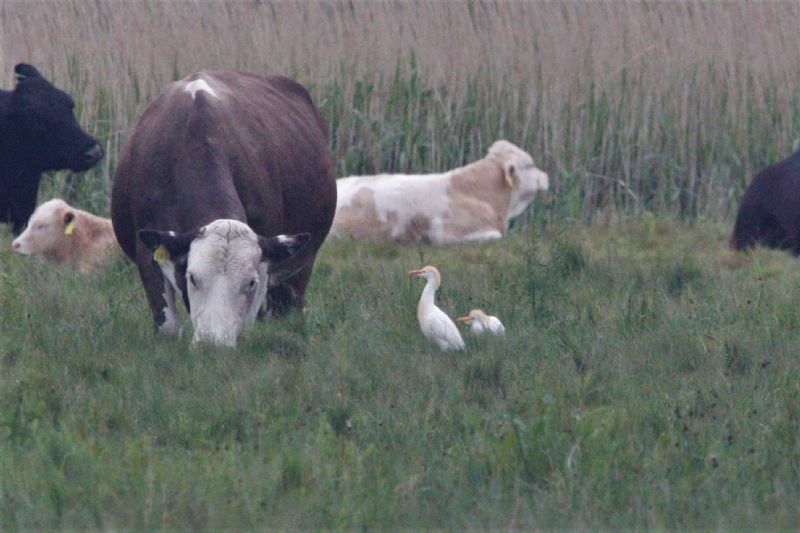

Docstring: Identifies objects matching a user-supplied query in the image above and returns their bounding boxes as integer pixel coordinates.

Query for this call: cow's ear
[258,232,311,263]
[503,162,517,188]
[14,64,43,82]
[63,211,76,235]
[138,229,197,263]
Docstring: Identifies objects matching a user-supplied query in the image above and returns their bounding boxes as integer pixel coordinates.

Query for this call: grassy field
[2,219,800,529]
[3,0,800,529]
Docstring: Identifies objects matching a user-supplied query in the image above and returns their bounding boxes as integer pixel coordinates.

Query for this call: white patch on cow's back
[183,78,221,100]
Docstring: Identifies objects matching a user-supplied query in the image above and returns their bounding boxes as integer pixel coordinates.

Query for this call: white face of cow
[11,198,74,257]
[505,152,549,220]
[138,219,310,347]
[185,220,267,346]
[489,140,550,220]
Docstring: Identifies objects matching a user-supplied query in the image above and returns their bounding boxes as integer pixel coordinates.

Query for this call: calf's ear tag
[64,221,75,235]
[154,245,170,263]
[505,174,515,188]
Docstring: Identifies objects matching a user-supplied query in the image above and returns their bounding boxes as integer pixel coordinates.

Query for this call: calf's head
[138,219,309,347]
[11,198,76,258]
[488,140,549,219]
[6,64,103,171]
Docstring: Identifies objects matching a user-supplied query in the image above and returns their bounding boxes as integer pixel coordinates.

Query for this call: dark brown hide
[731,150,800,255]
[111,71,335,325]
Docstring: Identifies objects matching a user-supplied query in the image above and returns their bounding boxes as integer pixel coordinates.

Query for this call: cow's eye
[188,273,198,288]
[248,278,258,291]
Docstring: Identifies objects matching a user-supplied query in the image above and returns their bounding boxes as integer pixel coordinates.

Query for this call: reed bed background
[2,1,800,222]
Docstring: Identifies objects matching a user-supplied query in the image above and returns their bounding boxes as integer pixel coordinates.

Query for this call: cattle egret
[409,265,466,351]
[456,309,506,336]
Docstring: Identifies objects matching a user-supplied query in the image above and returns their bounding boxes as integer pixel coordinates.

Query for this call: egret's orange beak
[409,269,424,276]
[456,316,471,323]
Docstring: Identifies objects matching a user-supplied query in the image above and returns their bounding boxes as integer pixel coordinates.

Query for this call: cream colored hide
[330,140,549,245]
[11,198,118,273]
[138,219,309,347]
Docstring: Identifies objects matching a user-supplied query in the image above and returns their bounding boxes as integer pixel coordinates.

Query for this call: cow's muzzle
[80,143,104,167]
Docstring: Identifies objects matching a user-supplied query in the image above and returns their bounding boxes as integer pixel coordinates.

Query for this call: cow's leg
[790,224,800,257]
[8,172,41,235]
[0,180,10,225]
[732,203,790,252]
[266,263,313,317]
[0,192,9,226]
[135,241,181,334]
[461,229,504,242]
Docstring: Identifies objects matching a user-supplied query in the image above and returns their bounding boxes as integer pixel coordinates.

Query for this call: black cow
[731,149,800,254]
[111,70,336,346]
[0,64,103,234]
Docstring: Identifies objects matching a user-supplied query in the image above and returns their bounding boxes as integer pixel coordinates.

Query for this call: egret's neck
[418,278,439,312]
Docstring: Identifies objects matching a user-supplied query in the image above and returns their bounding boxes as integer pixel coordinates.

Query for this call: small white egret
[409,265,466,351]
[456,309,506,336]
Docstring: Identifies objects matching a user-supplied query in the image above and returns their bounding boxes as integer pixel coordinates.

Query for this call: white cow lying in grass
[330,140,549,245]
[11,198,118,273]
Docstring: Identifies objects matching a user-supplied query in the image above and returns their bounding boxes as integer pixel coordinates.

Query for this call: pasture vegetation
[2,220,800,529]
[2,0,800,529]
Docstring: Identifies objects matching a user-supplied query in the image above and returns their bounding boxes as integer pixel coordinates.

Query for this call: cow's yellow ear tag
[64,220,75,235]
[154,245,170,263]
[505,174,515,188]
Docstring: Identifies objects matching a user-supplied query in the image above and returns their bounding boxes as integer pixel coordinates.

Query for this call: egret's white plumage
[409,265,465,351]
[456,309,506,336]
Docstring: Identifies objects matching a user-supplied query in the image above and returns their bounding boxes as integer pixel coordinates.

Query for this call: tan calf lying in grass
[331,140,549,245]
[11,198,118,273]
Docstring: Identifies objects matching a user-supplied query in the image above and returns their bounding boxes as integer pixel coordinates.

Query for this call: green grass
[2,219,799,529]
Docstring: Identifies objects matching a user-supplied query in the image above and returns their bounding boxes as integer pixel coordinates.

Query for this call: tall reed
[2,1,799,221]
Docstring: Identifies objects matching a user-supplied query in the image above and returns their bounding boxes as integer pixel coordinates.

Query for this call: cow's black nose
[82,143,104,165]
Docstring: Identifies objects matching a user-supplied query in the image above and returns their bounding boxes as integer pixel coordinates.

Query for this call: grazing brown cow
[111,71,336,346]
[731,150,800,254]
[11,198,118,272]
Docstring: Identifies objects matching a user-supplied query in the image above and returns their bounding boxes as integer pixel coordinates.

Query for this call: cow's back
[112,70,335,261]
[332,172,453,242]
[331,157,510,245]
